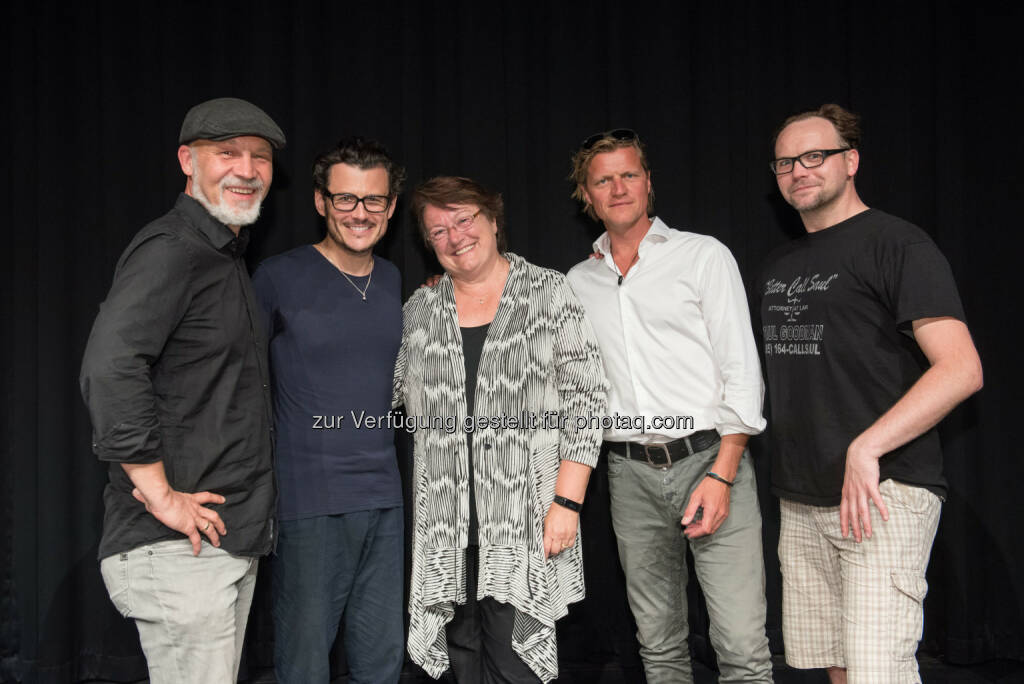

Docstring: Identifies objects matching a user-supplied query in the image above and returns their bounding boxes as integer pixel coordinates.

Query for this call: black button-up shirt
[81,194,276,559]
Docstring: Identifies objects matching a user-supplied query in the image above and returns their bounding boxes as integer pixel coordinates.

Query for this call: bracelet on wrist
[553,495,583,512]
[705,471,734,487]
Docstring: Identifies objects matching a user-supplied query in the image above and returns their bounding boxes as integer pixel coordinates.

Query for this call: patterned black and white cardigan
[393,253,608,682]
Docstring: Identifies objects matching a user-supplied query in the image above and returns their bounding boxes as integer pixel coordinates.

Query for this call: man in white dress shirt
[566,129,773,683]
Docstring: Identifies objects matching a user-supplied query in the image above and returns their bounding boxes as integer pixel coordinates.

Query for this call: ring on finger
[203,521,211,531]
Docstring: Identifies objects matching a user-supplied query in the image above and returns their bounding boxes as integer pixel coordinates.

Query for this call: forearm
[851,319,982,459]
[545,459,592,556]
[121,461,174,507]
[681,433,747,536]
[554,459,593,504]
[850,358,982,459]
[710,433,748,481]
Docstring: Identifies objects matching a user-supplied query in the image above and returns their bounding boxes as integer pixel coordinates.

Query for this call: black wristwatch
[553,495,583,512]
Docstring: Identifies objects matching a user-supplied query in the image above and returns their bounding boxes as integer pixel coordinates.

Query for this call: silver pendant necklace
[340,260,373,301]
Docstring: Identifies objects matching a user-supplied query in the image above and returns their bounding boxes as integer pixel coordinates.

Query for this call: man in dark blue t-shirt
[252,137,407,684]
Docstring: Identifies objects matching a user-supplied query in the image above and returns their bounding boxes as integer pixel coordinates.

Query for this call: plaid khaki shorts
[779,479,941,683]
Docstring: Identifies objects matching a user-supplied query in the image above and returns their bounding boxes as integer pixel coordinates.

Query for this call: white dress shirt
[567,217,766,444]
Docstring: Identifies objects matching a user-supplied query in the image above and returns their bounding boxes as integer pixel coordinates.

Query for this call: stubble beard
[328,217,382,259]
[789,182,842,215]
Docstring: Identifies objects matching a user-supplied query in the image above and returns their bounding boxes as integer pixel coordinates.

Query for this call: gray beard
[197,192,262,227]
[190,156,265,227]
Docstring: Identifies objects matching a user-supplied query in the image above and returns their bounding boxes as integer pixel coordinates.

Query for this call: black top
[81,193,276,558]
[757,209,965,505]
[461,322,490,546]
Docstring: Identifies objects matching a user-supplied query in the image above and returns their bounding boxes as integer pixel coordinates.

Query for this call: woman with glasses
[394,176,607,683]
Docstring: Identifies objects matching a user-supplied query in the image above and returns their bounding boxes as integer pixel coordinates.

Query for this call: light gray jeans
[100,539,258,684]
[607,444,773,683]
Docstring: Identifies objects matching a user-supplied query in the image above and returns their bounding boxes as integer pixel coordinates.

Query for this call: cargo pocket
[100,553,133,618]
[890,570,928,668]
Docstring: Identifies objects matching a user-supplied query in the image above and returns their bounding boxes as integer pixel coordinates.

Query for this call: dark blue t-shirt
[252,245,403,520]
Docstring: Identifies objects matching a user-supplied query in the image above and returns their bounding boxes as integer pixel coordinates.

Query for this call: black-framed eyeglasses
[323,191,393,213]
[427,210,481,244]
[580,128,639,151]
[770,148,849,176]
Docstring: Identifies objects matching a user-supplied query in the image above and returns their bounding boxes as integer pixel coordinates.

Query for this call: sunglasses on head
[579,128,639,151]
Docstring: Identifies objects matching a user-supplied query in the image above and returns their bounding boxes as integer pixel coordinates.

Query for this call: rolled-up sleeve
[79,234,192,463]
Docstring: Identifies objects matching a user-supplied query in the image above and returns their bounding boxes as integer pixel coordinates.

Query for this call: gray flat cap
[179,97,286,149]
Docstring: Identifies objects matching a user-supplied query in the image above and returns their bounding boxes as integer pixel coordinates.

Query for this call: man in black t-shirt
[758,104,983,683]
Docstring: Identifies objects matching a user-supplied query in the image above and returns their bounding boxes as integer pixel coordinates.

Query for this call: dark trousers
[445,546,541,684]
[272,507,404,684]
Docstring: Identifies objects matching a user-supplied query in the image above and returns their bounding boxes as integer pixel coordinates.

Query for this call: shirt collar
[174,193,251,257]
[592,216,671,256]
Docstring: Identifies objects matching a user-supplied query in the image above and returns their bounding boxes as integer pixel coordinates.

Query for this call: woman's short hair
[412,176,508,252]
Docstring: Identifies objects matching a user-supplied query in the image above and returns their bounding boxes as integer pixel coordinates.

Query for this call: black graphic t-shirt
[756,209,965,505]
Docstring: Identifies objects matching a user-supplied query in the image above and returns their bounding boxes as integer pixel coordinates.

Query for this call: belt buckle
[643,443,673,468]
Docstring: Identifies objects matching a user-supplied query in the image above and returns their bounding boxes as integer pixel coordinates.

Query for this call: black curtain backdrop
[3,1,1022,682]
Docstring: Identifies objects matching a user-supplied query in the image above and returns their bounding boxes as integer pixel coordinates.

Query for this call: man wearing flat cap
[80,97,285,684]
